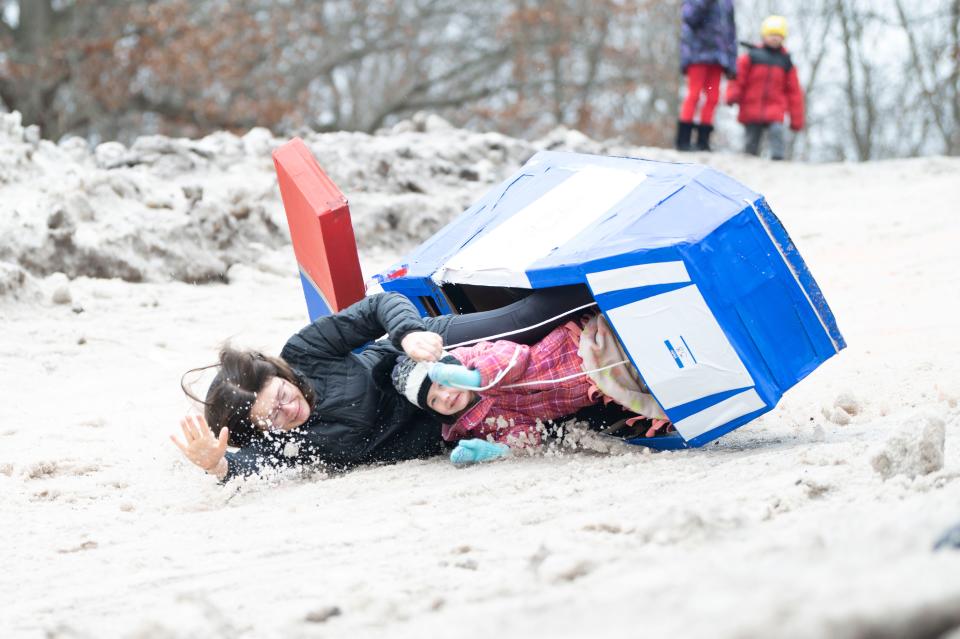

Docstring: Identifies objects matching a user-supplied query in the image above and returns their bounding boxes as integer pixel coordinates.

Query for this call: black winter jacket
[223,293,449,481]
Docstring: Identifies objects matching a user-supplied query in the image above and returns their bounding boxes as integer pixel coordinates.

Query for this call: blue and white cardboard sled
[375,151,845,449]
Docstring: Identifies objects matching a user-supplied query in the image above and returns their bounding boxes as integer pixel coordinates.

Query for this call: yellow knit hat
[761,15,788,39]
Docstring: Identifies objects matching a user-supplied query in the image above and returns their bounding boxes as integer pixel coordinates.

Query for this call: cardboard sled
[372,151,846,449]
[272,144,845,449]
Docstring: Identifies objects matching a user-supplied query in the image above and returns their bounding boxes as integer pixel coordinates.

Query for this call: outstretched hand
[170,414,229,475]
[401,330,444,362]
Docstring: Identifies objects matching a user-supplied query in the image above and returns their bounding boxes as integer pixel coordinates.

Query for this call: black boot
[675,121,694,151]
[695,123,714,151]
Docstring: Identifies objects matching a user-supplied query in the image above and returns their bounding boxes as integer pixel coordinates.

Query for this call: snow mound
[0,110,680,295]
[871,410,947,479]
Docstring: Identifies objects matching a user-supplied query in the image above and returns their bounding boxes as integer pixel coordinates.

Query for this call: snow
[2,110,960,638]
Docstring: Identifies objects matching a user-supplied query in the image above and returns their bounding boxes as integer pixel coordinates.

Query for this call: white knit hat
[391,353,459,409]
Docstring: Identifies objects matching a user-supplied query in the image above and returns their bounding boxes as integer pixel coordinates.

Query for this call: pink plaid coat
[446,322,596,446]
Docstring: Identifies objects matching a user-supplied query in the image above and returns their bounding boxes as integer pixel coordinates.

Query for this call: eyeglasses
[259,381,297,431]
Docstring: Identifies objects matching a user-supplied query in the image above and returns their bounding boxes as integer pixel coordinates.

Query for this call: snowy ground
[2,112,960,638]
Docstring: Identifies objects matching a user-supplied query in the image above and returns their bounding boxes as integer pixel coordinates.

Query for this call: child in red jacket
[725,15,804,160]
[392,314,670,464]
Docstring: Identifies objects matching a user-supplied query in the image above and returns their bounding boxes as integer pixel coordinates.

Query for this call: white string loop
[439,300,631,392]
[443,301,598,349]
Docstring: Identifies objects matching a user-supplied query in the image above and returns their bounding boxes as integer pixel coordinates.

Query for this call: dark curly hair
[181,346,316,447]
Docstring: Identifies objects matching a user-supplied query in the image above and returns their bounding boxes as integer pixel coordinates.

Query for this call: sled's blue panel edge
[380,277,452,317]
[622,404,772,450]
[692,206,842,391]
[300,269,332,321]
[751,197,846,351]
[686,406,772,447]
[624,431,690,450]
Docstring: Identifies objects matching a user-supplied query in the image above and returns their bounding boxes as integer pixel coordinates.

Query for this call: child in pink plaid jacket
[392,313,669,457]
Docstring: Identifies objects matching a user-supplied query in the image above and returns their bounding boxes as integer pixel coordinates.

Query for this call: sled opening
[418,295,442,317]
[440,283,534,314]
[570,402,676,441]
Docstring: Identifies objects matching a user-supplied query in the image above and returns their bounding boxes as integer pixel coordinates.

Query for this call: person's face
[763,34,784,48]
[426,382,474,416]
[250,377,310,432]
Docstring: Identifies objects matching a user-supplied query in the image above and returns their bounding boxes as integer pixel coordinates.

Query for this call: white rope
[444,348,631,392]
[444,301,598,349]
[444,345,524,392]
[500,359,629,388]
[439,299,630,393]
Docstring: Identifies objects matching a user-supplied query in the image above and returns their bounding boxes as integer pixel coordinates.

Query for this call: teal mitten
[450,439,511,466]
[429,362,481,388]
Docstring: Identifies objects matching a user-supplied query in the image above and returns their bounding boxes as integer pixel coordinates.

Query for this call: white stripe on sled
[587,261,691,294]
[435,166,647,287]
[674,388,767,440]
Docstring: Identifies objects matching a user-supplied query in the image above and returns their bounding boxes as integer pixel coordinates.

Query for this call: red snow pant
[680,63,723,125]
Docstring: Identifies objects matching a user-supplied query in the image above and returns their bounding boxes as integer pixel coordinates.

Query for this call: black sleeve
[432,284,595,346]
[221,412,443,482]
[222,429,363,481]
[222,438,302,481]
[368,412,448,462]
[281,292,427,362]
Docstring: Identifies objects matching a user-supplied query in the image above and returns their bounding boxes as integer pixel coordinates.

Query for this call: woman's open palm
[170,414,229,472]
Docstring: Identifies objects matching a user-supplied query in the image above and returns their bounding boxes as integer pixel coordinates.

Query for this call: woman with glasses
[172,287,593,481]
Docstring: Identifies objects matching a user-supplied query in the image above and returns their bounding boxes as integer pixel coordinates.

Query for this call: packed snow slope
[2,111,960,639]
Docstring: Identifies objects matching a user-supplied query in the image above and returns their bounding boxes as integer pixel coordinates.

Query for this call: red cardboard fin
[272,138,365,315]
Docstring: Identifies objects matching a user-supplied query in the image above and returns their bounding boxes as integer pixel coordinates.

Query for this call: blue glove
[450,439,511,466]
[429,362,481,388]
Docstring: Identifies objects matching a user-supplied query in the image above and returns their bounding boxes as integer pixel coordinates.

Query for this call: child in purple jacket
[677,0,738,152]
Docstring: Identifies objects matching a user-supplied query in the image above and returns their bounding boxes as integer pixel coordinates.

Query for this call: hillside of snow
[2,110,960,638]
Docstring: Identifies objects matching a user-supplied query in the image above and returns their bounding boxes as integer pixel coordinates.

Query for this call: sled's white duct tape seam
[435,166,648,287]
[586,260,691,293]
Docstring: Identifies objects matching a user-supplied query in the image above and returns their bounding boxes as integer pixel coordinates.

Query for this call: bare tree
[1,0,955,159]
[0,1,71,136]
[0,0,684,146]
[894,0,960,155]
[781,0,836,161]
[952,0,960,152]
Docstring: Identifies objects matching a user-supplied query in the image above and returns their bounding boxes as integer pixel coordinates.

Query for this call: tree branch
[801,2,835,104]
[364,55,524,133]
[894,0,950,146]
[576,8,610,129]
[949,0,960,153]
[836,0,869,160]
